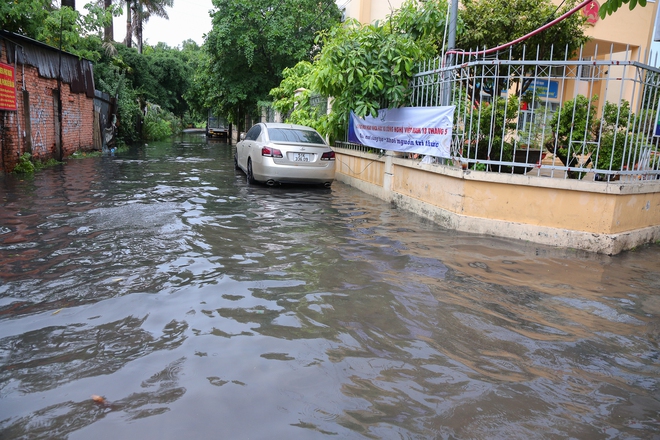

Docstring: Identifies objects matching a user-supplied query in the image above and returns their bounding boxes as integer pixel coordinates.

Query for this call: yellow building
[341,0,406,24]
[343,0,657,56]
[336,1,660,254]
[562,1,658,113]
[343,1,658,120]
[576,0,657,61]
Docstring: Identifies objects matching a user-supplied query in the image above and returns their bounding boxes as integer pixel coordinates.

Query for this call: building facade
[0,31,97,173]
[343,0,657,57]
[336,1,660,253]
[341,0,406,24]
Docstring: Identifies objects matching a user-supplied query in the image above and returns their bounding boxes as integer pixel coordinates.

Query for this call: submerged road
[1,132,659,439]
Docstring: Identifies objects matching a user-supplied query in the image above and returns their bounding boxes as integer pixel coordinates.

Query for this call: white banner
[348,106,455,158]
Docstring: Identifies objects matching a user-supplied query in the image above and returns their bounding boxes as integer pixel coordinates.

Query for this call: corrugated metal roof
[0,30,95,98]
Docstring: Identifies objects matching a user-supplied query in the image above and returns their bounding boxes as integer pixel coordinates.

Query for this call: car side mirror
[240,133,246,141]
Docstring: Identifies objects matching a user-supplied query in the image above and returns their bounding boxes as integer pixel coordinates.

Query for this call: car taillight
[262,146,283,158]
[321,151,335,161]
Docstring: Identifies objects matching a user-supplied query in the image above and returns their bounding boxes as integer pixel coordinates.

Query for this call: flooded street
[1,132,659,439]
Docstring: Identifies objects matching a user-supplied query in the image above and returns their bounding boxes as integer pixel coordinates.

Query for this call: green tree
[458,0,588,98]
[269,61,322,130]
[104,0,113,41]
[272,0,447,140]
[459,0,587,60]
[122,0,174,52]
[95,40,196,139]
[92,0,119,42]
[204,0,342,132]
[182,41,213,122]
[93,42,143,142]
[143,43,193,117]
[311,18,434,140]
[32,2,118,60]
[599,0,649,17]
[271,0,589,142]
[130,0,174,53]
[0,0,55,39]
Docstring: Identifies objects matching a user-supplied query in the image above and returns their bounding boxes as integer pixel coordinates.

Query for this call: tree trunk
[124,0,133,48]
[136,3,143,54]
[103,0,113,42]
[62,0,75,8]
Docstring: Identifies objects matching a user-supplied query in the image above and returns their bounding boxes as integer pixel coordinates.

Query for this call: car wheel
[234,154,240,170]
[247,159,256,184]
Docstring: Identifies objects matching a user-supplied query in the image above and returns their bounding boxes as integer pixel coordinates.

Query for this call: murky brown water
[1,133,659,439]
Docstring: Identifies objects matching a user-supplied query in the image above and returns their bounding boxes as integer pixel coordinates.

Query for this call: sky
[86,0,660,56]
[111,0,214,48]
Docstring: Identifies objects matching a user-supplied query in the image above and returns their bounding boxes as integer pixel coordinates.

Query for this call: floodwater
[0,132,658,440]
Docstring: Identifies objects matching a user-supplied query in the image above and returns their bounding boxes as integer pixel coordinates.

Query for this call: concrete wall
[335,147,660,254]
[1,43,95,172]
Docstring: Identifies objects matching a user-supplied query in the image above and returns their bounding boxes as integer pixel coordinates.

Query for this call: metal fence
[404,45,660,182]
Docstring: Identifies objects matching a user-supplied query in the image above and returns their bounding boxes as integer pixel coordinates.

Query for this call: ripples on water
[0,134,658,439]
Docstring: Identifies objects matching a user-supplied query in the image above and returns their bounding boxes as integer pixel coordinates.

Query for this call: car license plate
[292,153,311,162]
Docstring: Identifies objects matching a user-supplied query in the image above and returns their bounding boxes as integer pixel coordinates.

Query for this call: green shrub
[13,153,35,174]
[34,158,62,170]
[143,106,173,141]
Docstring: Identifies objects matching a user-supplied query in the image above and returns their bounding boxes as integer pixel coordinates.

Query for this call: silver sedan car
[235,123,336,187]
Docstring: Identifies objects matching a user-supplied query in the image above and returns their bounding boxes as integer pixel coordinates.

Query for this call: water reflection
[0,132,658,439]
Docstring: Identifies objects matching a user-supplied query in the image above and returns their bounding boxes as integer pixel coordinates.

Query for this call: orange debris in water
[91,395,106,404]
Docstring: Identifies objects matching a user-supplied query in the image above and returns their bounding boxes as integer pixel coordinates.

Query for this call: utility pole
[447,0,458,55]
[444,0,459,106]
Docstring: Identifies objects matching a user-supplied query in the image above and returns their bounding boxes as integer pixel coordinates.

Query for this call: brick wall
[61,83,94,158]
[0,41,95,173]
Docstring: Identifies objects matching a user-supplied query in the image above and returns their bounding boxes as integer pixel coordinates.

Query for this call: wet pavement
[0,132,659,439]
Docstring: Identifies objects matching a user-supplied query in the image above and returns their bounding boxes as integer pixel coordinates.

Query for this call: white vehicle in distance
[235,123,336,187]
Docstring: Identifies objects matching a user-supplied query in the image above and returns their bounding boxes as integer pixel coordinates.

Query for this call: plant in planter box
[545,94,598,178]
[593,100,658,180]
[468,95,519,171]
[592,100,633,178]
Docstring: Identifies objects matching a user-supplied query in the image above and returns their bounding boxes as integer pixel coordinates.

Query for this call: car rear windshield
[268,128,325,145]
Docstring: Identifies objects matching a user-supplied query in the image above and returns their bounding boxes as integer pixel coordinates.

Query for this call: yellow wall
[392,162,660,234]
[573,1,658,51]
[336,152,385,187]
[342,0,406,24]
[347,0,658,51]
[335,149,660,254]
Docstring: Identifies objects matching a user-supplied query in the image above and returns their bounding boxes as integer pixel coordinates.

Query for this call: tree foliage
[183,49,216,122]
[0,0,56,38]
[311,17,436,140]
[269,61,322,130]
[271,0,449,140]
[270,0,590,141]
[38,3,120,60]
[599,0,648,17]
[125,0,174,53]
[2,0,200,142]
[204,0,342,128]
[1,1,119,59]
[458,0,588,61]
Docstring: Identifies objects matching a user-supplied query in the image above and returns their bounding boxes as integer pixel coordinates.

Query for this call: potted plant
[545,94,598,179]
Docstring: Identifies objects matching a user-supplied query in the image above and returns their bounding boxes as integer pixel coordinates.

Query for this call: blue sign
[529,79,559,99]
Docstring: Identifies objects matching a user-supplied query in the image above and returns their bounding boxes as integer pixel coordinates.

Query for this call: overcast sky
[111,0,214,48]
